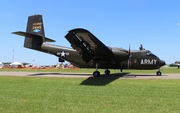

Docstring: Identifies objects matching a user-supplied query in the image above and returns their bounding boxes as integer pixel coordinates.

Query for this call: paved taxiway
[0,72,180,79]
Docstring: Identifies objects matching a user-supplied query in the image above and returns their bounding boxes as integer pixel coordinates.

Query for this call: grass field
[0,76,180,113]
[0,67,180,112]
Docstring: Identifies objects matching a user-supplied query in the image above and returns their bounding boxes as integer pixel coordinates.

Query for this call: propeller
[127,44,132,70]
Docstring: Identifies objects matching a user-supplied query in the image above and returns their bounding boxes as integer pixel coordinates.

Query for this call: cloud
[178,23,180,26]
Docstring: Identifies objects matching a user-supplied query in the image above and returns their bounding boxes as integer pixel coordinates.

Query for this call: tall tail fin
[12,14,55,51]
[24,14,45,50]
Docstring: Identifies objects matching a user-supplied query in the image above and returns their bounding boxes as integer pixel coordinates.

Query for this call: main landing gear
[105,69,110,75]
[156,68,162,76]
[93,63,111,77]
[93,71,100,77]
[93,63,100,77]
[93,69,110,77]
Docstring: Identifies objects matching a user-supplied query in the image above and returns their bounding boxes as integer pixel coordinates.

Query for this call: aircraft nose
[160,60,166,66]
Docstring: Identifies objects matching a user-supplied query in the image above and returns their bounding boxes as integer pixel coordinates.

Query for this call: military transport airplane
[12,14,166,77]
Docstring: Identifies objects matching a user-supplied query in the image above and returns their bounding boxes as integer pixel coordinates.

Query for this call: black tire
[93,71,100,77]
[105,69,110,75]
[156,71,162,76]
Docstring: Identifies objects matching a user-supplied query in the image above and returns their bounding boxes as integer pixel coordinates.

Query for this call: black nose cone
[160,60,166,66]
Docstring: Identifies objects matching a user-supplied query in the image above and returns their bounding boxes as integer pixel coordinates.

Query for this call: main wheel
[93,71,100,77]
[105,69,110,75]
[156,71,162,76]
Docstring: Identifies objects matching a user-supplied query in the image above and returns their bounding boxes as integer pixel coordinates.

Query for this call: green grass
[0,76,180,113]
[0,67,180,74]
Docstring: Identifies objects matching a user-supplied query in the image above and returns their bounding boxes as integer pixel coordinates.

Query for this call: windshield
[146,51,157,57]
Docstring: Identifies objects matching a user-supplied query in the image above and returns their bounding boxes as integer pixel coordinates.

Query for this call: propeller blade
[127,44,131,70]
[127,58,129,70]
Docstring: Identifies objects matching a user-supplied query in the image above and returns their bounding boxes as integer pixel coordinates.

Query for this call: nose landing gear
[156,68,162,76]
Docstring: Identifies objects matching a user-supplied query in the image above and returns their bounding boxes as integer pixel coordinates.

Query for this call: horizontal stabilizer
[12,31,56,42]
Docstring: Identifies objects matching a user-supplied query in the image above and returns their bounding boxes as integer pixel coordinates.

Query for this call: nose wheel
[156,71,162,76]
[156,69,162,76]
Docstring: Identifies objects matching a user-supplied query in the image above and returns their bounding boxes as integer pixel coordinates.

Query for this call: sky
[0,0,180,65]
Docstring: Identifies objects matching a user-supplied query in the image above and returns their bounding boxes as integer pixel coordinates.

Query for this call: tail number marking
[32,22,42,30]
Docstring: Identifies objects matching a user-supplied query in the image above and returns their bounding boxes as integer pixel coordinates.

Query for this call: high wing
[65,28,114,63]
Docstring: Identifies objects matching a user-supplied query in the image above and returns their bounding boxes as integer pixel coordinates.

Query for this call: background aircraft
[12,14,166,77]
[172,61,180,68]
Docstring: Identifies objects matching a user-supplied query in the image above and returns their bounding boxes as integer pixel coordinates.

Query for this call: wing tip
[68,28,89,33]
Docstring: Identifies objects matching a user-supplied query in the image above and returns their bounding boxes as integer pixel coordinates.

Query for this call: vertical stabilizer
[24,14,45,50]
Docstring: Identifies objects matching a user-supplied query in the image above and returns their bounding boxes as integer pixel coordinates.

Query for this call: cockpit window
[146,51,151,55]
[146,51,156,57]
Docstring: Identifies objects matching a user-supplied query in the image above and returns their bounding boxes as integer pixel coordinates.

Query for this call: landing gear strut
[156,68,162,76]
[93,63,100,77]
